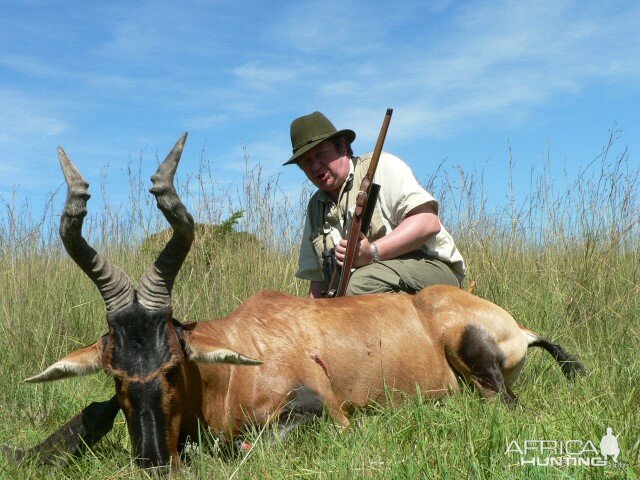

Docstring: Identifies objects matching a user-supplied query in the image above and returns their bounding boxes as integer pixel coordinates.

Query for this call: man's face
[299,139,350,196]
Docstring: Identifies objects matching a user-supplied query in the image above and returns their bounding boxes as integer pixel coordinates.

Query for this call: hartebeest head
[26,134,261,468]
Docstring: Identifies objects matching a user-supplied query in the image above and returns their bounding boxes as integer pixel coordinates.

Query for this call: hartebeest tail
[522,328,586,379]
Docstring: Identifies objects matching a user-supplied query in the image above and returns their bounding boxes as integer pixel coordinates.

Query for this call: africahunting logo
[506,427,627,468]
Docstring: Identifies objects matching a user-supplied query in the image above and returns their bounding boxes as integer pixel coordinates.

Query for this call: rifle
[324,108,393,298]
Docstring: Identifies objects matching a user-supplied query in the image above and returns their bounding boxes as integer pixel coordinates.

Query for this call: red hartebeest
[17,134,583,468]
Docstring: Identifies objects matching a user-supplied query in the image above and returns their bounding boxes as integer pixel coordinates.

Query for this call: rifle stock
[324,108,393,298]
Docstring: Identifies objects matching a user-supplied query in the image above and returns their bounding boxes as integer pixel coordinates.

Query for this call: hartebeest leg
[266,412,319,446]
[326,402,351,430]
[447,325,517,405]
[265,386,349,446]
[1,396,120,466]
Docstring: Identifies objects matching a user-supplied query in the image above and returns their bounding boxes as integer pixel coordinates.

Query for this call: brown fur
[30,284,568,465]
[176,286,531,442]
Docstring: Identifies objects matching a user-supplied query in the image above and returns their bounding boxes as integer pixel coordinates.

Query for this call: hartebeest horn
[137,133,194,311]
[58,148,136,315]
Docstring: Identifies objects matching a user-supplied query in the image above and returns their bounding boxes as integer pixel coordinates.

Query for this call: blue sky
[1,0,639,227]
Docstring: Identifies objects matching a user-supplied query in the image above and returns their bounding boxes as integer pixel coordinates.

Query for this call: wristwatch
[371,242,380,263]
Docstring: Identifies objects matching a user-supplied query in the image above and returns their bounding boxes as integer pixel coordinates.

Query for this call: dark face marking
[104,302,186,467]
[124,378,169,467]
[107,303,176,378]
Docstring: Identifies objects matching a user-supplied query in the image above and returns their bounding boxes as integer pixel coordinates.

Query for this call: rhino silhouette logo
[600,427,620,462]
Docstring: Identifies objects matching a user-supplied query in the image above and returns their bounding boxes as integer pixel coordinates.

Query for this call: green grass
[1,134,639,479]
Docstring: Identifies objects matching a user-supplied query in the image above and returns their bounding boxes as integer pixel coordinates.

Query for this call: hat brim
[283,129,356,166]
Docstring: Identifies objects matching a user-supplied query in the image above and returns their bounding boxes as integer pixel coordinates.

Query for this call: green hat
[284,111,356,166]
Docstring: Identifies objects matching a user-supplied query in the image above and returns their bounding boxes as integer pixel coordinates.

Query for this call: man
[286,111,465,297]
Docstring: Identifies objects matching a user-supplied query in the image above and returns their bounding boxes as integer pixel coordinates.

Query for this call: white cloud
[0,54,66,79]
[319,80,359,98]
[305,0,640,140]
[272,0,383,55]
[232,62,306,91]
[1,0,638,205]
[0,89,68,140]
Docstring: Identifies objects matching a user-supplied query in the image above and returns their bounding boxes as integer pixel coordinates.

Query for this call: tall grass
[0,130,638,479]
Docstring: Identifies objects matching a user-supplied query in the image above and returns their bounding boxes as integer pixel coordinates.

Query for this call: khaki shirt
[296,152,466,284]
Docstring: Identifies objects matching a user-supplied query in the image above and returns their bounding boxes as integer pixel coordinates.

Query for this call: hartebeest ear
[24,339,104,383]
[186,336,262,366]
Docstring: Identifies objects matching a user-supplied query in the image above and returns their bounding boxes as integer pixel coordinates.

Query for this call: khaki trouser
[345,252,460,296]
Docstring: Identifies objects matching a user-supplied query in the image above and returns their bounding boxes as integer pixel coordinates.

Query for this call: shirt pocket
[310,226,337,283]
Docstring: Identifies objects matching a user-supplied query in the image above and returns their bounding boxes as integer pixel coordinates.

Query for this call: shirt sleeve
[295,208,325,282]
[375,153,437,227]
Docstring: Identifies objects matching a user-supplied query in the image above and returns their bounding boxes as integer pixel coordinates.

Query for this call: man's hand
[336,232,374,268]
[334,202,441,271]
